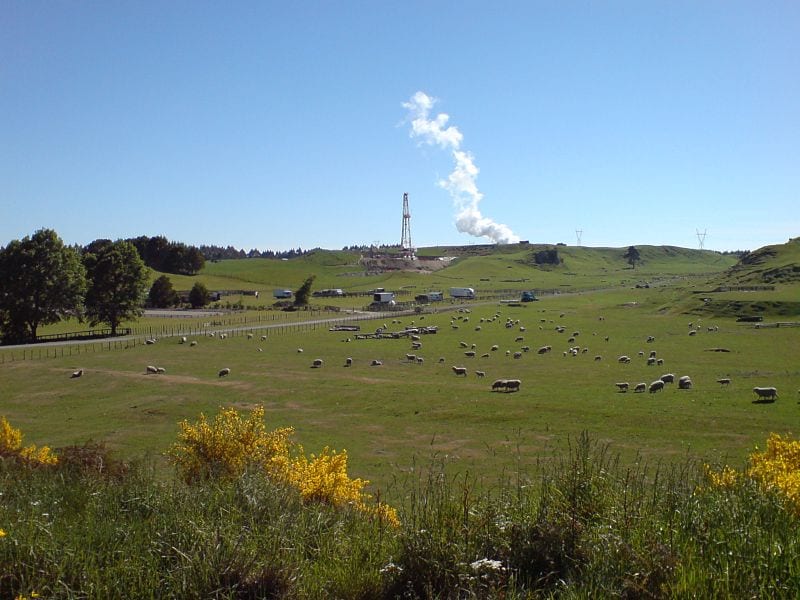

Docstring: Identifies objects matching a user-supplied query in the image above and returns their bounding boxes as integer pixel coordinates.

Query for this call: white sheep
[261,335,267,341]
[311,358,324,368]
[345,357,353,367]
[190,340,198,347]
[615,382,629,392]
[156,367,166,374]
[513,352,522,359]
[678,376,692,390]
[70,369,83,378]
[716,378,731,386]
[452,366,468,376]
[371,359,383,366]
[618,355,631,364]
[146,365,158,374]
[491,344,499,351]
[492,379,507,391]
[504,379,521,392]
[179,336,187,344]
[218,367,231,377]
[753,387,778,401]
[416,357,424,364]
[475,370,486,378]
[406,353,417,361]
[464,351,476,358]
[660,373,675,384]
[649,380,665,393]
[634,383,647,393]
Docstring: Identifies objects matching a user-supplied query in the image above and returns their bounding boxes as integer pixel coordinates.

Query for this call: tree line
[0,229,213,345]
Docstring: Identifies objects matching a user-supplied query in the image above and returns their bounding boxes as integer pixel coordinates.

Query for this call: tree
[188,282,210,309]
[83,239,149,335]
[148,275,178,308]
[623,246,641,269]
[294,275,315,306]
[0,229,86,344]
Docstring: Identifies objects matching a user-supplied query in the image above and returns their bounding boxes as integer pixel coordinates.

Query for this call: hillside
[150,244,737,302]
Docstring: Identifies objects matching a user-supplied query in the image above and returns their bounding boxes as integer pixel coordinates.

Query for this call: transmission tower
[696,229,707,250]
[575,229,583,246]
[400,193,415,259]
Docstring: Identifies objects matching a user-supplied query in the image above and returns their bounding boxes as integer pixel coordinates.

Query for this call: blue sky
[2,2,798,252]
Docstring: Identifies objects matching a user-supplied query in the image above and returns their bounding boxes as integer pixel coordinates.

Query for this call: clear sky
[2,1,798,252]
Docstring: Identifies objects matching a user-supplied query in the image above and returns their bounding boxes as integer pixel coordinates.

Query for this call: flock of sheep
[66,307,784,405]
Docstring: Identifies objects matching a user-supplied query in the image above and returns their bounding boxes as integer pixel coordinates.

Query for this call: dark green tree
[294,275,316,307]
[0,229,86,344]
[188,282,210,309]
[148,275,179,308]
[623,246,641,269]
[83,239,149,335]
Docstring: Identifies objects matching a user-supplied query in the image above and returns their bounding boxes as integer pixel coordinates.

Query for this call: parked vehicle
[449,287,476,299]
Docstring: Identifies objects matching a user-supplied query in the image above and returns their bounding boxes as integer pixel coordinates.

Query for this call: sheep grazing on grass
[475,370,486,378]
[179,336,187,344]
[649,380,665,393]
[753,387,778,401]
[634,383,647,393]
[146,365,158,374]
[406,353,417,362]
[438,357,446,363]
[504,379,521,392]
[678,376,692,390]
[716,378,731,386]
[145,338,156,345]
[515,336,524,342]
[646,336,655,343]
[660,373,675,384]
[156,367,166,374]
[459,341,469,348]
[411,342,422,350]
[416,357,424,364]
[70,369,83,378]
[452,366,468,377]
[618,355,631,364]
[594,355,602,361]
[190,340,198,347]
[492,379,507,391]
[647,357,657,366]
[537,345,550,354]
[247,333,254,340]
[371,359,383,366]
[513,352,523,359]
[615,382,629,392]
[261,335,267,341]
[344,357,353,367]
[218,368,231,377]
[311,359,324,368]
[464,351,476,358]
[297,348,303,353]
[491,344,499,351]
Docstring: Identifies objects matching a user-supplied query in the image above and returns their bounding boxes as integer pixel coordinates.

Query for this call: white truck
[449,287,476,300]
[372,292,396,304]
[273,289,293,299]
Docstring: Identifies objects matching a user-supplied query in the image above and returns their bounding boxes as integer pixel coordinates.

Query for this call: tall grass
[3,431,797,598]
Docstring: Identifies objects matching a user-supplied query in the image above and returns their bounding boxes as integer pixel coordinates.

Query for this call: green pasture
[2,286,797,499]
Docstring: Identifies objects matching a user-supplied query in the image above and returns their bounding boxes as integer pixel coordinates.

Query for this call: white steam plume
[403,91,520,244]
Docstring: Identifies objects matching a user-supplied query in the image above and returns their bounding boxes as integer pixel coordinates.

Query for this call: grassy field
[2,283,797,501]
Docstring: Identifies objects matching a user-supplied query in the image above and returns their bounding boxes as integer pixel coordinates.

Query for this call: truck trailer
[449,287,476,299]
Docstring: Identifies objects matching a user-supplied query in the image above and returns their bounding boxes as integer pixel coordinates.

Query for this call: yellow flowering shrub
[169,406,399,526]
[0,416,58,467]
[169,406,293,483]
[704,433,800,515]
[747,433,800,514]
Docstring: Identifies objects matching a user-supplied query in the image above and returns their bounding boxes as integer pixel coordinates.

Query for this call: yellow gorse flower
[169,406,399,526]
[704,433,800,515]
[0,416,58,466]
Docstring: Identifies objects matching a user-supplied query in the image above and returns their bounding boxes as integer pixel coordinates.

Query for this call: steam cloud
[403,91,520,244]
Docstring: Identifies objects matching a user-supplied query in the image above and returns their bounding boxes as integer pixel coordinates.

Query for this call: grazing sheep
[70,369,83,378]
[513,352,522,359]
[371,359,383,366]
[247,333,254,340]
[753,387,778,401]
[297,348,304,353]
[311,359,324,368]
[649,350,657,358]
[647,357,657,366]
[515,336,524,342]
[452,366,468,376]
[475,370,486,378]
[438,357,446,363]
[688,330,697,336]
[146,365,158,374]
[521,345,531,352]
[411,334,421,341]
[406,353,417,362]
[649,380,665,393]
[504,379,522,392]
[345,357,353,367]
[411,342,422,350]
[416,357,424,364]
[145,338,156,345]
[218,368,231,377]
[656,359,664,366]
[647,336,655,343]
[618,355,631,364]
[481,353,490,358]
[615,382,629,392]
[537,345,550,354]
[634,383,647,393]
[594,355,602,361]
[179,336,187,344]
[492,379,507,391]
[464,351,476,358]
[491,344,499,351]
[190,340,198,347]
[156,367,166,374]
[716,378,731,386]
[660,373,675,384]
[261,335,267,341]
[678,377,692,390]
[459,341,469,348]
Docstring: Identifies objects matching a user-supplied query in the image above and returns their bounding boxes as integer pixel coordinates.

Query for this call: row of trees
[0,230,149,344]
[127,235,205,275]
[148,275,210,309]
[199,244,309,261]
